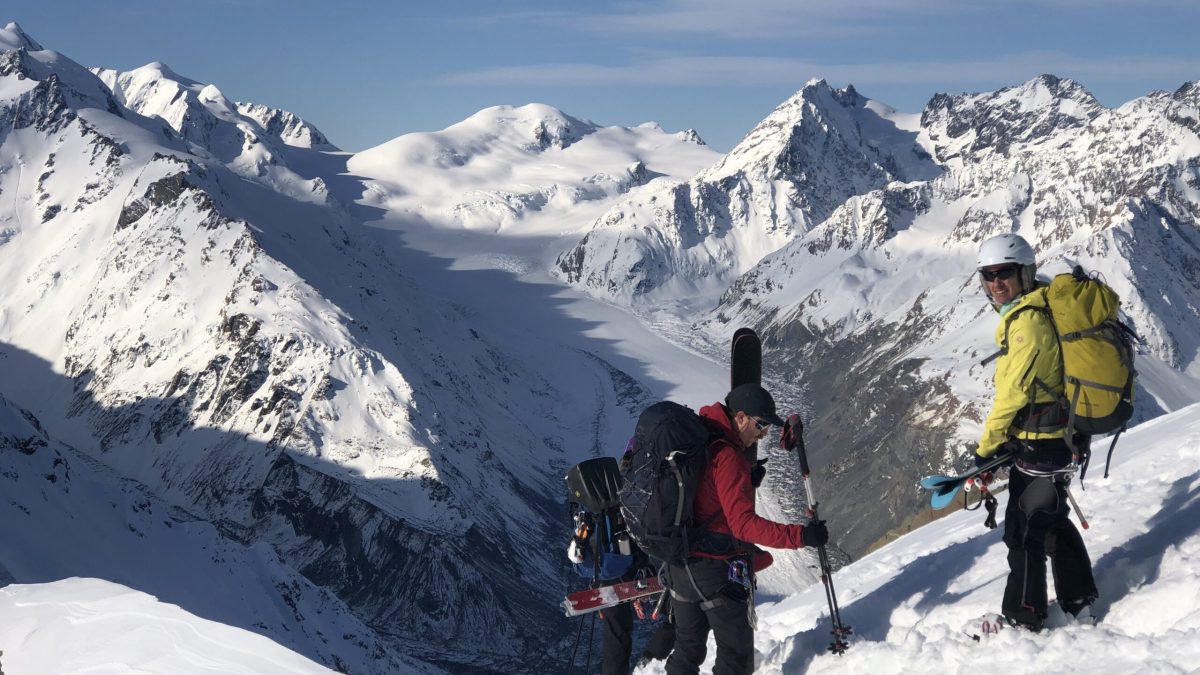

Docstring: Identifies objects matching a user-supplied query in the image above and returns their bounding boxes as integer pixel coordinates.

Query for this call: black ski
[731,328,762,391]
[731,328,763,477]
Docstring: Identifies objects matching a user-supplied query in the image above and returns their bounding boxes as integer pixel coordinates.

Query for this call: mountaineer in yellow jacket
[974,233,1097,631]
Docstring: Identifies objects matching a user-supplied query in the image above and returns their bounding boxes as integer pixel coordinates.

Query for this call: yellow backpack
[983,266,1138,478]
[1041,267,1138,476]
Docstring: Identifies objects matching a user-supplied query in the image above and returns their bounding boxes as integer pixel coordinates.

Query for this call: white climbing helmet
[977,233,1037,293]
[977,233,1036,268]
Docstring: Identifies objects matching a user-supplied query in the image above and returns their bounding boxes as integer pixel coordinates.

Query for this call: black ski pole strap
[963,488,981,511]
[983,492,998,529]
[1103,427,1125,479]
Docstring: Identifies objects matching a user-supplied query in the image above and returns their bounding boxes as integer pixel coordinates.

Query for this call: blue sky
[9,1,1199,152]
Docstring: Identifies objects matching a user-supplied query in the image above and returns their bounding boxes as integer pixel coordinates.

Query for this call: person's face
[980,264,1023,305]
[734,411,770,447]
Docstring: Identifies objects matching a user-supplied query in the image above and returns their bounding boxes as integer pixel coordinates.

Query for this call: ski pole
[1065,486,1090,530]
[782,414,851,654]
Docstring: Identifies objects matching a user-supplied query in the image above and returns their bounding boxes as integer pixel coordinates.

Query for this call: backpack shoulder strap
[980,303,1046,366]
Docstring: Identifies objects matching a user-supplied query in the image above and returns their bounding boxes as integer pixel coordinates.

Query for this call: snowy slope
[639,403,1200,673]
[0,392,428,673]
[350,102,719,246]
[93,60,338,203]
[0,579,337,675]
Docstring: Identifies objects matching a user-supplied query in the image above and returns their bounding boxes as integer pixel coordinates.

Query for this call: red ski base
[562,576,664,617]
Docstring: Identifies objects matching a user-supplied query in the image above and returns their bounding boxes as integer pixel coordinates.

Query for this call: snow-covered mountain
[349,102,719,241]
[641,403,1200,673]
[555,79,940,307]
[0,22,728,672]
[1,579,336,675]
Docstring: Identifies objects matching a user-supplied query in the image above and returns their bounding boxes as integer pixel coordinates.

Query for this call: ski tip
[929,488,959,510]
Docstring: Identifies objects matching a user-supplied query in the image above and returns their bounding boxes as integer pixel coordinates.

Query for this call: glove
[801,520,829,548]
[750,458,769,488]
[972,453,994,487]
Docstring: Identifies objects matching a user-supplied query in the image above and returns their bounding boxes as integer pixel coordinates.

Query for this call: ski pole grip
[786,415,811,477]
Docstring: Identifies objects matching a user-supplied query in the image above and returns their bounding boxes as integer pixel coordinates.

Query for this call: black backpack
[566,457,634,581]
[618,402,723,565]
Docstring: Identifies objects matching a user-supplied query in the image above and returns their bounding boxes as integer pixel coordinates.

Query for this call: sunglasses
[979,266,1020,282]
[753,418,770,430]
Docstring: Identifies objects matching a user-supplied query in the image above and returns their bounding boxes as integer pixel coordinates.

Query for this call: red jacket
[693,404,806,571]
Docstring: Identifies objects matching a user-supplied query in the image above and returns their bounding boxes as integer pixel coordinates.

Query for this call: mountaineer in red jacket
[665,383,828,675]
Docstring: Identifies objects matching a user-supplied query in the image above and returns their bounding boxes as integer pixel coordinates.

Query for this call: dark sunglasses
[979,266,1019,282]
[753,418,770,430]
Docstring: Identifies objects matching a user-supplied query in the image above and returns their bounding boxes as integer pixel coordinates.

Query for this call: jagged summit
[922,74,1103,160]
[0,21,44,51]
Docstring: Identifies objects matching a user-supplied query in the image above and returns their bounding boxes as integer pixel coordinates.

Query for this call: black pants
[601,601,634,675]
[1002,468,1097,627]
[600,588,676,674]
[665,558,754,675]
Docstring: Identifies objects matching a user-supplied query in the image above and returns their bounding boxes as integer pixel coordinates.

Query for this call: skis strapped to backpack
[561,575,664,617]
[732,328,763,500]
[618,328,762,563]
[982,266,1138,478]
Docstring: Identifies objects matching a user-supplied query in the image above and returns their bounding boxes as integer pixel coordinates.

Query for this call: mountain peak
[452,103,599,152]
[0,22,44,52]
[1004,73,1098,111]
[922,74,1103,158]
[703,77,927,186]
[130,61,197,86]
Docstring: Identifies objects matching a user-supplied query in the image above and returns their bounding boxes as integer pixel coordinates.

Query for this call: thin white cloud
[440,52,1199,94]
[580,0,962,38]
[480,0,1197,41]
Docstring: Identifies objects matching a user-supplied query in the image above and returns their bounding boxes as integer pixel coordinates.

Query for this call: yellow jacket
[978,286,1066,457]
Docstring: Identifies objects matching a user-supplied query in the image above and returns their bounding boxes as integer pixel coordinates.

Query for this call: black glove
[750,458,769,488]
[972,452,1000,486]
[801,520,829,548]
[998,438,1025,457]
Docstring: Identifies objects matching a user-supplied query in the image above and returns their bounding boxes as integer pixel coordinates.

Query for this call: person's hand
[801,520,829,548]
[750,458,769,488]
[998,438,1024,457]
[972,453,994,487]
